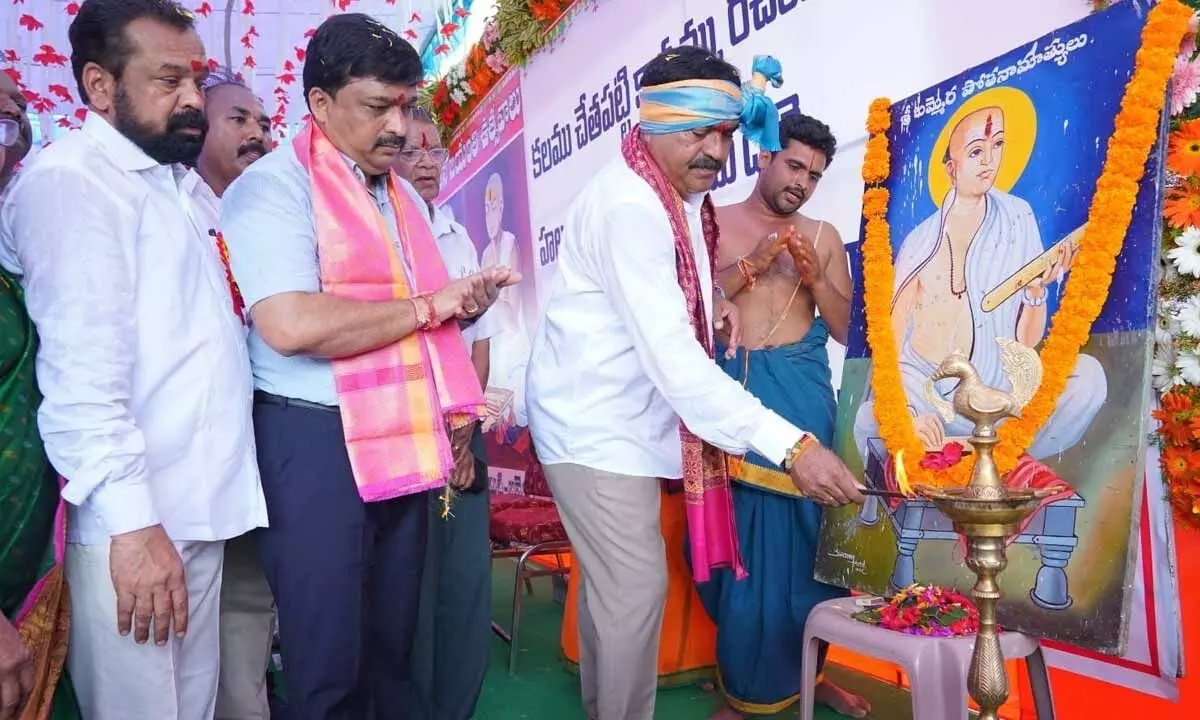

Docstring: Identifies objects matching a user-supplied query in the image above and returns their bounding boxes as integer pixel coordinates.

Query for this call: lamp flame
[894,450,916,497]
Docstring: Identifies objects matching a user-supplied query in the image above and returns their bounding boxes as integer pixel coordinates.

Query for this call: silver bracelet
[1022,287,1045,307]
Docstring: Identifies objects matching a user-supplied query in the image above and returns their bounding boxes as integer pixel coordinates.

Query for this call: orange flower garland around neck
[860,0,1193,489]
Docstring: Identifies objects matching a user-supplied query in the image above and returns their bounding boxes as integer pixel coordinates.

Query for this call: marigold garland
[860,0,1193,488]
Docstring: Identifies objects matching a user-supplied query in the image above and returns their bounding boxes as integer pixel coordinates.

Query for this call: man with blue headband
[702,112,872,719]
[526,46,864,720]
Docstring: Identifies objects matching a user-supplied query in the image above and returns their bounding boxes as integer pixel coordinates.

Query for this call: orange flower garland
[860,0,1193,488]
[1156,388,1200,523]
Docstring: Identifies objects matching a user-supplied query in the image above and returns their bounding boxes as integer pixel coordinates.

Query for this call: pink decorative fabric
[619,126,745,583]
[295,120,484,502]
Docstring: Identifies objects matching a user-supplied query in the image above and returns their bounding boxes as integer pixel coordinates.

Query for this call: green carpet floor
[476,561,917,719]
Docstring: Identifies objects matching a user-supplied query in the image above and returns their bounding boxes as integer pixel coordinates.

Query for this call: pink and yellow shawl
[620,127,746,583]
[295,121,485,502]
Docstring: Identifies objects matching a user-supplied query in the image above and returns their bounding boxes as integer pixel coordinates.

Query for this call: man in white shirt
[526,46,865,720]
[192,68,276,720]
[393,109,496,720]
[0,2,268,718]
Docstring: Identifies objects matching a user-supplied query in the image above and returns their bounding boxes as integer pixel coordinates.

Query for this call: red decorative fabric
[490,505,569,545]
[523,455,553,498]
[489,493,551,514]
[619,126,744,583]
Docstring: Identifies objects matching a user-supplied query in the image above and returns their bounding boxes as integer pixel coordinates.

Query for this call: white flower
[1179,226,1200,249]
[1176,349,1200,385]
[1158,310,1178,345]
[1154,341,1180,391]
[1161,300,1185,338]
[1168,230,1200,277]
[1178,296,1200,338]
[450,87,468,105]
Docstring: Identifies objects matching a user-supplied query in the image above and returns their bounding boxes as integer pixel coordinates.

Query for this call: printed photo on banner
[814,2,1163,654]
[442,136,538,491]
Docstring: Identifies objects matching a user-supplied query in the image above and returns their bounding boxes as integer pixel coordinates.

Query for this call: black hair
[69,0,196,106]
[638,45,740,88]
[303,13,423,106]
[777,112,837,166]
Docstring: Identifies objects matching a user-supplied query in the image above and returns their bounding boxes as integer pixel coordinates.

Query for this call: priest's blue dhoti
[694,319,848,716]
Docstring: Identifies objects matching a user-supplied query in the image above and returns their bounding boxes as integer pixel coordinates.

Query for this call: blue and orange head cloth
[638,55,785,151]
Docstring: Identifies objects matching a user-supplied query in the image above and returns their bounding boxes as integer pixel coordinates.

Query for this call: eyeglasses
[397,147,449,164]
[0,119,18,148]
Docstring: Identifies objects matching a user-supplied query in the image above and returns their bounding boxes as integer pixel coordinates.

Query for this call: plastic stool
[799,597,1055,720]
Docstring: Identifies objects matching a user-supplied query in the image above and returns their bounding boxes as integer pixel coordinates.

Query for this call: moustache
[237,140,267,158]
[167,108,207,136]
[374,134,406,150]
[689,156,723,171]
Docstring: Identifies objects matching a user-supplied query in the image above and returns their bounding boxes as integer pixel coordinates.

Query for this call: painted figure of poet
[479,172,532,432]
[852,105,1107,463]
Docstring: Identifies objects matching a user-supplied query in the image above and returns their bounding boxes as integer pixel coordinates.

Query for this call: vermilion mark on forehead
[713,120,738,134]
[984,113,994,138]
[191,60,205,73]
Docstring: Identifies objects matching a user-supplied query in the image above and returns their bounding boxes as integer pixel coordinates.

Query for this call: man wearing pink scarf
[526,46,865,720]
[220,14,515,718]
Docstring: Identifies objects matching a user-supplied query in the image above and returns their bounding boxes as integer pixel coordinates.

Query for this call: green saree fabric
[0,267,79,719]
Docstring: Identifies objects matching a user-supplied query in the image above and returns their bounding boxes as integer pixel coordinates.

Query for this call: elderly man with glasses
[392,107,497,720]
[0,72,31,195]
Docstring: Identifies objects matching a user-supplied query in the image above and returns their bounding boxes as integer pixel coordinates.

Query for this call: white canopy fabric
[0,0,454,146]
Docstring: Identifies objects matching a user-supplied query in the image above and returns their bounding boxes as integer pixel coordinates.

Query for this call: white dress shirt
[0,114,267,544]
[429,203,496,351]
[526,159,804,480]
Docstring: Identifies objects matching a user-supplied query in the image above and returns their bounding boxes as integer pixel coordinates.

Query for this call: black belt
[253,390,339,414]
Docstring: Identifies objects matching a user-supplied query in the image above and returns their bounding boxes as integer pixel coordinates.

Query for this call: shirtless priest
[703,112,871,719]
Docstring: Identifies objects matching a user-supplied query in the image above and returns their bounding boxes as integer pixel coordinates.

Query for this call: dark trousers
[253,400,427,720]
[409,429,492,720]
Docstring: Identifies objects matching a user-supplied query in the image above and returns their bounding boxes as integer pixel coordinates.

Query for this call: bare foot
[813,679,871,718]
[708,703,744,720]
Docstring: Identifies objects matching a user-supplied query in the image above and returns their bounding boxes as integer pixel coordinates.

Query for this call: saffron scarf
[638,55,785,152]
[620,128,746,583]
[294,121,485,501]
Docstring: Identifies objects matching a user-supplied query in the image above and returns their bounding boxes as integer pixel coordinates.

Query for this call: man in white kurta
[526,46,864,720]
[853,105,1106,463]
[0,4,267,717]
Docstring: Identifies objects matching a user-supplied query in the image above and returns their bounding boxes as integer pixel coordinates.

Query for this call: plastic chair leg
[797,632,824,720]
[910,656,969,720]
